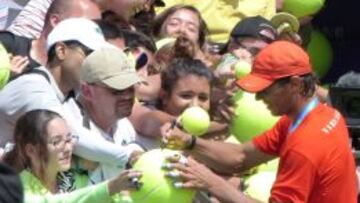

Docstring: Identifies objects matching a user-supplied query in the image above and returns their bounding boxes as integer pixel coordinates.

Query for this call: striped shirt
[6,0,53,39]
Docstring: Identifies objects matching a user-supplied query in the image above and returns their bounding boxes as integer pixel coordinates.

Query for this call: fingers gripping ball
[130,149,195,203]
[180,106,210,136]
[230,91,279,142]
[282,0,325,19]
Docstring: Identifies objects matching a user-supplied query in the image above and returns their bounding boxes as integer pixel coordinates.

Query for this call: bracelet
[185,135,197,150]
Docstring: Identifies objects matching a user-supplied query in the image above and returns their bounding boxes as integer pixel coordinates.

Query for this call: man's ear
[49,13,61,29]
[54,42,67,61]
[80,83,93,100]
[290,75,304,93]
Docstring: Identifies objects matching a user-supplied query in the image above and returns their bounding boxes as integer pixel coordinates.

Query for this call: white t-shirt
[63,99,143,184]
[0,66,64,147]
[88,119,139,184]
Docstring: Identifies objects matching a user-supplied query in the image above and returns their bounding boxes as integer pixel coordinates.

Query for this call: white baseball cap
[46,18,107,51]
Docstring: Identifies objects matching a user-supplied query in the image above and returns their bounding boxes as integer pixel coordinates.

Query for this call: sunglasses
[124,47,149,70]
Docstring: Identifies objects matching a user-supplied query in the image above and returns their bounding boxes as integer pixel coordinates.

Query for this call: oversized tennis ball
[257,159,279,172]
[130,149,195,203]
[306,30,333,79]
[0,43,11,89]
[225,135,241,144]
[180,106,210,136]
[243,171,277,202]
[230,90,279,142]
[282,0,325,19]
[234,61,251,79]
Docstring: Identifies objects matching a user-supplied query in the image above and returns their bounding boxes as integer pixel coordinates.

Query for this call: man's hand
[164,156,223,190]
[128,150,144,166]
[211,83,237,123]
[161,122,192,150]
[108,169,143,195]
[9,55,28,77]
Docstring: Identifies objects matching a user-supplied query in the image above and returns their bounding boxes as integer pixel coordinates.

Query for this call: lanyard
[289,97,319,133]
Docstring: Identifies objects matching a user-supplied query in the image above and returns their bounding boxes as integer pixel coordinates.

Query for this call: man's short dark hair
[47,40,93,65]
[94,19,124,40]
[123,30,156,53]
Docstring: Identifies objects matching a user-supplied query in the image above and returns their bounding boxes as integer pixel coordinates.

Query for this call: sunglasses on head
[124,47,149,70]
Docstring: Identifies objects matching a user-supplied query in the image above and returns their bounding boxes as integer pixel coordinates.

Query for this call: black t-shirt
[0,31,41,70]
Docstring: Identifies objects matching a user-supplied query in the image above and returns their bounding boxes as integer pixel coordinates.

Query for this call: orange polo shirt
[253,103,357,203]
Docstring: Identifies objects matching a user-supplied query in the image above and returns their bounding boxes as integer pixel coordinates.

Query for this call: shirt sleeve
[20,76,63,114]
[24,181,133,203]
[1,73,63,120]
[6,0,53,39]
[270,150,316,203]
[61,101,131,167]
[71,126,131,167]
[252,116,291,156]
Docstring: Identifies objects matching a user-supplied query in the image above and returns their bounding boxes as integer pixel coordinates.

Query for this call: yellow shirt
[157,0,276,43]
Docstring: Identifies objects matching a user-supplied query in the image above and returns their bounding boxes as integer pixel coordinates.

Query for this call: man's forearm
[208,177,262,203]
[185,138,246,174]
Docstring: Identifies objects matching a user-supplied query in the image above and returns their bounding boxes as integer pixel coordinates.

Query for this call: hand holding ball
[180,106,210,136]
[234,61,251,79]
[130,149,195,203]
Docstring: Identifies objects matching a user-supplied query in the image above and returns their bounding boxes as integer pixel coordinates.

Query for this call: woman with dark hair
[4,109,141,203]
[131,57,215,150]
[152,5,208,48]
[151,5,215,67]
[128,36,211,136]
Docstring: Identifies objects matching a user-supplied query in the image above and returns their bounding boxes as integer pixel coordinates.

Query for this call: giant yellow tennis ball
[230,90,279,142]
[130,149,195,203]
[180,106,210,136]
[257,159,279,172]
[282,0,325,19]
[243,171,277,202]
[0,43,11,89]
[306,30,333,79]
[234,61,251,79]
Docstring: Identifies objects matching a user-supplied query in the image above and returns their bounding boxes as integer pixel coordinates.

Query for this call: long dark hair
[161,57,213,97]
[150,36,197,75]
[3,110,62,181]
[152,4,208,47]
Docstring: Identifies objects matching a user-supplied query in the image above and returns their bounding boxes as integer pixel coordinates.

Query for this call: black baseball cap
[231,16,275,39]
[154,0,165,7]
[220,16,277,54]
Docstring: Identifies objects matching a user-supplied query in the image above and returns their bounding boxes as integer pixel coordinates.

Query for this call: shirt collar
[40,66,76,103]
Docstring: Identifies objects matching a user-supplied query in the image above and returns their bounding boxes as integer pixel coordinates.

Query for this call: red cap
[236,41,312,93]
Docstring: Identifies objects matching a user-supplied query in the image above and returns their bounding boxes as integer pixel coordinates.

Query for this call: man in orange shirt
[161,41,358,202]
